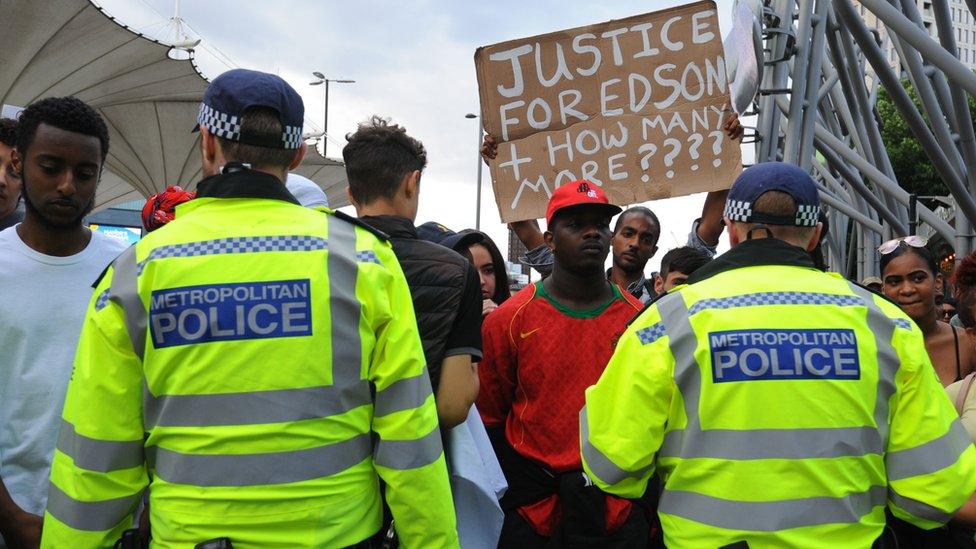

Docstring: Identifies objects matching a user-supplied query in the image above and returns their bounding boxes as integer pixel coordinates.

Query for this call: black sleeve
[443,262,484,362]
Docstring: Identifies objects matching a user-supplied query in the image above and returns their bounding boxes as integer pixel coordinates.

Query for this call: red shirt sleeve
[476,298,521,428]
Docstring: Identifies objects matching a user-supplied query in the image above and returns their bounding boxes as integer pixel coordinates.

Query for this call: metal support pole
[797,0,831,167]
[783,0,816,164]
[323,80,330,157]
[836,0,976,228]
[475,118,483,231]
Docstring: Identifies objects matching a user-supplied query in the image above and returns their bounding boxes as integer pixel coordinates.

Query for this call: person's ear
[725,218,741,247]
[650,244,659,259]
[345,186,359,210]
[805,222,824,252]
[287,142,307,171]
[10,148,22,176]
[654,274,665,294]
[544,229,555,253]
[200,128,219,171]
[403,170,421,201]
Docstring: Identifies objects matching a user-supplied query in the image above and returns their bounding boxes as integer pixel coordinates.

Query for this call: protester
[606,206,660,301]
[140,185,196,232]
[581,162,976,547]
[861,275,884,294]
[0,97,128,549]
[486,113,744,296]
[942,295,958,323]
[654,245,712,294]
[478,180,647,547]
[949,255,976,439]
[424,225,511,316]
[41,70,458,548]
[880,236,975,386]
[347,116,482,429]
[0,118,24,230]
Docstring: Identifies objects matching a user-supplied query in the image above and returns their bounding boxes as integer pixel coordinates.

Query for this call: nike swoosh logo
[520,328,541,339]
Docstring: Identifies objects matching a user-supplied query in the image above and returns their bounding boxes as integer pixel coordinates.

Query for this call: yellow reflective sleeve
[886,325,976,529]
[41,269,148,548]
[364,242,459,549]
[581,307,674,499]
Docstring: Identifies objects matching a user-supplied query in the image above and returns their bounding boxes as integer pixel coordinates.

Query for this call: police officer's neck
[545,262,613,309]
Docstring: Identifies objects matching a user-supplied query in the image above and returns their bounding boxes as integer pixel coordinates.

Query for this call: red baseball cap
[545,180,622,226]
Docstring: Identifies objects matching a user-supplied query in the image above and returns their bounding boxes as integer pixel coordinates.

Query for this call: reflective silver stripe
[147,433,371,487]
[45,482,140,531]
[56,419,144,473]
[374,374,433,417]
[658,292,705,446]
[848,283,900,447]
[580,406,652,484]
[109,246,147,360]
[327,219,362,387]
[143,382,371,428]
[886,419,974,481]
[889,487,953,523]
[374,427,443,470]
[659,425,883,460]
[659,485,887,531]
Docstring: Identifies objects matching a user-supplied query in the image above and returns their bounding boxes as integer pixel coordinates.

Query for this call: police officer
[580,162,976,547]
[41,69,459,548]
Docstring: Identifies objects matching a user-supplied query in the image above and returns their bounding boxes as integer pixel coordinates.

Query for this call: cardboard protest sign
[475,1,741,222]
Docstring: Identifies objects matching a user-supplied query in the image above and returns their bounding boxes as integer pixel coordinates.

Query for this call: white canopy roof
[0,0,349,210]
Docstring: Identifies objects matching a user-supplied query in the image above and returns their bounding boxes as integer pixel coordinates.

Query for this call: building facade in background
[855,0,976,72]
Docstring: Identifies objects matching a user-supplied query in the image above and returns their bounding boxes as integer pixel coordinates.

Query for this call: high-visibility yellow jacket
[581,239,976,548]
[41,172,459,548]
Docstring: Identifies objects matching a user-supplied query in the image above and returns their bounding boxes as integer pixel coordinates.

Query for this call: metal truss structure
[751,0,976,277]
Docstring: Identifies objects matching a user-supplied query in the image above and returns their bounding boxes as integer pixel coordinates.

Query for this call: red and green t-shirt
[477,280,643,535]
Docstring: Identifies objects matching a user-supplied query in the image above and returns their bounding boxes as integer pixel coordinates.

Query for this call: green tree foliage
[875,79,976,198]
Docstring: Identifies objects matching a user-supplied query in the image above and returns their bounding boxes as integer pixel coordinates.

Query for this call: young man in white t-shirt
[0,97,128,548]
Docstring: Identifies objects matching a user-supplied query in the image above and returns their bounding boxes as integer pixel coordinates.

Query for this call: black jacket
[360,216,482,392]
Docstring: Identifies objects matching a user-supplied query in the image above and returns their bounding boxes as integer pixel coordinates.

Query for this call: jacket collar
[687,238,816,284]
[359,215,418,239]
[195,168,300,205]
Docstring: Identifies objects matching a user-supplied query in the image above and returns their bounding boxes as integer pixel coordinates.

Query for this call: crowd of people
[1,66,976,549]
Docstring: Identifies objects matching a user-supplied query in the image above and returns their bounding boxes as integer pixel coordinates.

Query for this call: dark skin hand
[483,113,745,247]
[0,479,42,549]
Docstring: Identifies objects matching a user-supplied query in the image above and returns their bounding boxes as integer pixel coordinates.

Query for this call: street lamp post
[465,113,483,231]
[310,72,355,157]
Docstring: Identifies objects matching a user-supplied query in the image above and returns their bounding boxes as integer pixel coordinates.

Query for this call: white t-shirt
[285,173,330,208]
[0,226,128,521]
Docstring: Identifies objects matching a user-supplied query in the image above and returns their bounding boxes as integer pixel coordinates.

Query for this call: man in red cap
[477,180,646,547]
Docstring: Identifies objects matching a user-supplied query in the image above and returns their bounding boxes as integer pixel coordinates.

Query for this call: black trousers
[497,505,649,549]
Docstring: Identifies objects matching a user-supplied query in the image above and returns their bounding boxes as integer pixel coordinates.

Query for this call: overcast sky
[98,0,747,273]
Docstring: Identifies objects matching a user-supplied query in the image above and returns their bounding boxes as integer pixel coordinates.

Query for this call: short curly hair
[0,118,16,147]
[16,97,109,162]
[343,115,427,205]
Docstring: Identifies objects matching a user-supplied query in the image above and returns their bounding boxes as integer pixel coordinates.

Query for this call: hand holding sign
[475,1,743,222]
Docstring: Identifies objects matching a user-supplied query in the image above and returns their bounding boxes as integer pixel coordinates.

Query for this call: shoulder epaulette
[331,210,389,241]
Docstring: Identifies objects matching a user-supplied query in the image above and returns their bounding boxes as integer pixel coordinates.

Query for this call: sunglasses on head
[878,235,928,255]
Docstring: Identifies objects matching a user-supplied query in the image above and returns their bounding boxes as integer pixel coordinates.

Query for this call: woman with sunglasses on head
[880,236,975,386]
